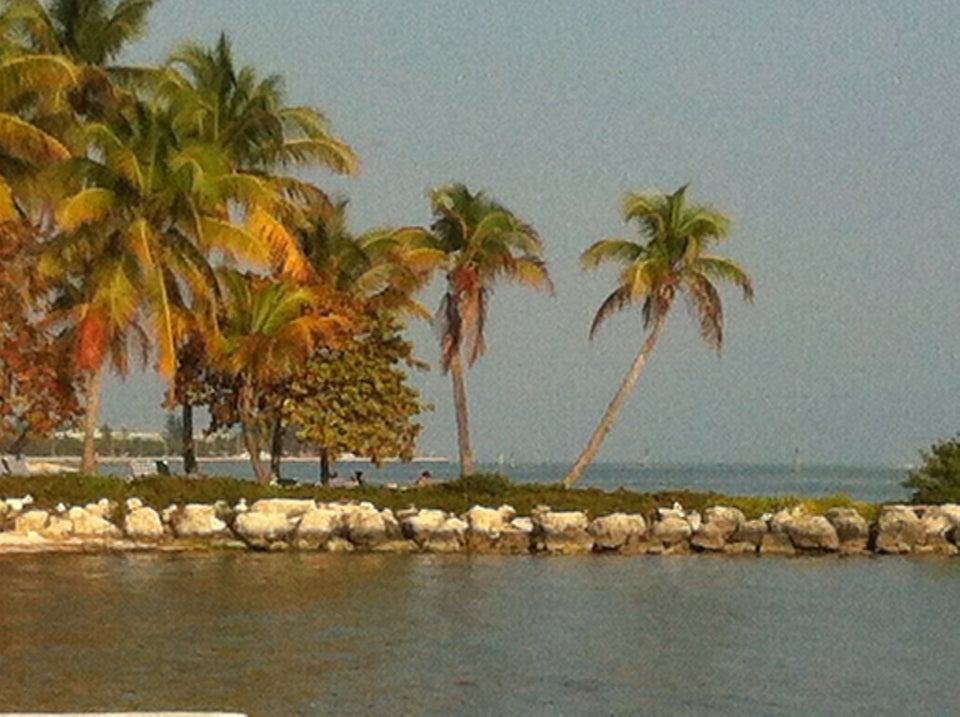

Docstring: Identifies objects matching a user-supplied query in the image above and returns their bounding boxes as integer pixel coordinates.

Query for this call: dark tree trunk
[182,402,198,474]
[319,446,331,485]
[269,416,284,479]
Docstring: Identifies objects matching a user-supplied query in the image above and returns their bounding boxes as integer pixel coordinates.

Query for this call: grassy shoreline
[0,473,883,522]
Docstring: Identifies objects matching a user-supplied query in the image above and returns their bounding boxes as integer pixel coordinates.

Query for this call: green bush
[904,435,960,503]
[442,472,513,495]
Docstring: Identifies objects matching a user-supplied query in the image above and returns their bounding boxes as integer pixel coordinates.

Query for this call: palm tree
[422,183,551,476]
[212,269,346,483]
[561,185,753,488]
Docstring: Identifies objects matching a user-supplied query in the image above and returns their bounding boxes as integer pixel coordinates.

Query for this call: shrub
[442,472,513,496]
[904,435,960,503]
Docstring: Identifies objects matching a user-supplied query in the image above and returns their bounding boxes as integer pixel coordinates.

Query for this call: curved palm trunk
[80,365,104,475]
[239,379,269,484]
[449,350,475,476]
[562,313,669,488]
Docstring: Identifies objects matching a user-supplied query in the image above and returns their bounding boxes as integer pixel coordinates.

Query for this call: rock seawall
[0,495,957,557]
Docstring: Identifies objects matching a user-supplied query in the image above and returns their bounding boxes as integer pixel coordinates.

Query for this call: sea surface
[1,552,958,715]
[99,459,913,504]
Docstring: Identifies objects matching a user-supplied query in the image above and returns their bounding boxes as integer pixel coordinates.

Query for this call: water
[1,552,958,715]
[100,459,912,503]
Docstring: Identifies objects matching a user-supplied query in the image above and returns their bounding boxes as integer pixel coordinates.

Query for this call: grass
[0,471,881,521]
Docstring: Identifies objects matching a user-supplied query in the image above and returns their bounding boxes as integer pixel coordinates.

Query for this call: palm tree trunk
[80,365,104,475]
[449,350,475,476]
[562,313,668,488]
[182,402,198,474]
[269,415,284,479]
[239,379,269,484]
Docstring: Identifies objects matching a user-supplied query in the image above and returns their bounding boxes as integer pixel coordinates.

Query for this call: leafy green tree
[284,316,429,483]
[562,185,754,488]
[904,436,960,503]
[418,183,551,476]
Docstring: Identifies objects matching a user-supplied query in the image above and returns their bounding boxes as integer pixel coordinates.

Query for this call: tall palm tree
[422,183,551,476]
[561,185,754,488]
[44,95,269,473]
[161,34,358,471]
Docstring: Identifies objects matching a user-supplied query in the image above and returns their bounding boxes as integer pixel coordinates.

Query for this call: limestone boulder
[67,506,122,538]
[651,515,693,548]
[342,505,388,548]
[917,510,957,555]
[124,506,165,540]
[759,532,796,555]
[466,505,505,535]
[875,505,924,554]
[249,498,317,519]
[14,510,49,534]
[464,505,507,552]
[825,508,869,552]
[401,509,448,544]
[295,506,344,547]
[704,506,745,539]
[172,504,229,538]
[42,516,73,539]
[532,509,592,554]
[234,511,296,547]
[784,515,839,552]
[588,513,646,552]
[691,523,727,552]
[422,518,467,553]
[732,519,768,547]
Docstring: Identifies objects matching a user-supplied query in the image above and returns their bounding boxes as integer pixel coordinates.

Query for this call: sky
[103,0,960,467]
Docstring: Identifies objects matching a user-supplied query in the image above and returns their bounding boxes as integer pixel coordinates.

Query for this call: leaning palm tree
[423,183,552,476]
[562,185,753,488]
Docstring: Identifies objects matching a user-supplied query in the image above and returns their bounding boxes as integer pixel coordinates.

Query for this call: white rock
[235,511,296,544]
[124,506,165,540]
[466,505,505,535]
[588,513,646,550]
[173,503,228,538]
[66,506,122,538]
[14,510,50,534]
[249,498,317,518]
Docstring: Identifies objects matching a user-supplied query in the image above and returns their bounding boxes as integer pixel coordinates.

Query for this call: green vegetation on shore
[0,472,879,523]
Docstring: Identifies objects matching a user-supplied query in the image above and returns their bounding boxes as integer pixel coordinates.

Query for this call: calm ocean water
[1,553,958,715]
[101,459,913,503]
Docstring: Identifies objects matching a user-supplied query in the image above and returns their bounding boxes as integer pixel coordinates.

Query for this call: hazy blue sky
[105,0,960,467]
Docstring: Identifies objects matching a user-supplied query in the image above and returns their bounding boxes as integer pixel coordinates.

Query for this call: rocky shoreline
[1,495,958,556]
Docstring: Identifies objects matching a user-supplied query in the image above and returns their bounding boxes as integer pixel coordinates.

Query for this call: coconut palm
[422,183,551,476]
[561,185,753,488]
[212,269,346,483]
[43,94,273,473]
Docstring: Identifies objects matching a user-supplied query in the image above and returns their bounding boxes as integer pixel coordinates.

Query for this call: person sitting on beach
[415,470,431,486]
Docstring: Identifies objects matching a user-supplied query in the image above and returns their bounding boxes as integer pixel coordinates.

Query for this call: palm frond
[589,285,632,339]
[0,112,70,164]
[580,238,643,270]
[685,272,724,352]
[694,254,755,301]
[55,186,117,229]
